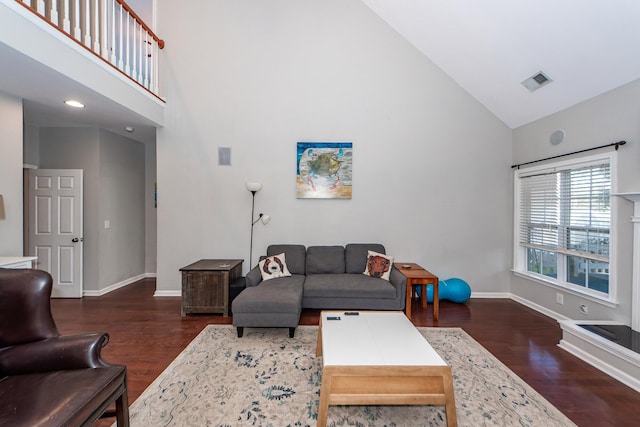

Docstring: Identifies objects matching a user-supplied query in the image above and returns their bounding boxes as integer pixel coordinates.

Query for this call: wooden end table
[396,263,439,321]
[179,259,243,317]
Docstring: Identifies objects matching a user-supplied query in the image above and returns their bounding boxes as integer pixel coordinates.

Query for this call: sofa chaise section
[232,245,306,337]
[232,275,304,338]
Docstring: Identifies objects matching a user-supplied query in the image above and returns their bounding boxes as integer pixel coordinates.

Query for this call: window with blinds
[515,154,613,296]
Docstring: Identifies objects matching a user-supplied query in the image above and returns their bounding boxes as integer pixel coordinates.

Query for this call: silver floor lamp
[246,182,270,268]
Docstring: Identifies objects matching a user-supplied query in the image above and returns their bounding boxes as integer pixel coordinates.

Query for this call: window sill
[512,270,618,308]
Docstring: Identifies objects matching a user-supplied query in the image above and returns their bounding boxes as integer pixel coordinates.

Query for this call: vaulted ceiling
[362,0,640,128]
[4,0,640,143]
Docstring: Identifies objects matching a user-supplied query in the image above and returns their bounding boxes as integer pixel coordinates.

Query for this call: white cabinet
[0,257,38,269]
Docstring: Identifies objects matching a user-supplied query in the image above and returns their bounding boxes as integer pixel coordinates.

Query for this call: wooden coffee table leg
[317,367,332,427]
[316,323,323,357]
[442,366,457,426]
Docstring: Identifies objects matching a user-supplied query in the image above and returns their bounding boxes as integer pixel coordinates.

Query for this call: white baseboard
[471,292,568,323]
[153,290,181,297]
[471,292,511,298]
[559,340,640,393]
[558,320,640,393]
[472,292,570,323]
[82,273,156,296]
[510,294,572,322]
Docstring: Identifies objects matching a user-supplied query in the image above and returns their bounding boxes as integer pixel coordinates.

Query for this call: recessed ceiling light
[124,126,135,133]
[64,99,85,108]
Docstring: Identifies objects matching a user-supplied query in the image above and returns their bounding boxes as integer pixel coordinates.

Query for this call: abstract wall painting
[296,142,353,199]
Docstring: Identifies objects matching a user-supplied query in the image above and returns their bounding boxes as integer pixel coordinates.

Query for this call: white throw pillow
[259,253,292,281]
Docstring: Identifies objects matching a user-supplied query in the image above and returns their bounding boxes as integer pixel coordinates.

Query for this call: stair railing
[15,0,165,99]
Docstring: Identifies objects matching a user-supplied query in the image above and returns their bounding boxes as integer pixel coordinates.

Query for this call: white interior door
[26,169,83,298]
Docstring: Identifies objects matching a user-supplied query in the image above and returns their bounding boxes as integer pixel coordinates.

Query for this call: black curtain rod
[511,140,627,169]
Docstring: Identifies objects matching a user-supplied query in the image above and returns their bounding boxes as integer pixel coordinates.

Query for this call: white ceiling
[362,0,640,128]
[0,41,157,145]
[4,0,640,140]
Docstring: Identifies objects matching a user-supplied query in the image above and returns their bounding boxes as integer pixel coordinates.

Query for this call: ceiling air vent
[521,71,552,92]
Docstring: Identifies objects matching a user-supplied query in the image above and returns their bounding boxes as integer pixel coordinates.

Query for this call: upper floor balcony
[0,0,165,141]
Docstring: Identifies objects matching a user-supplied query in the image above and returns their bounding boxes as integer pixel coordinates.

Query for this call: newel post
[616,193,640,332]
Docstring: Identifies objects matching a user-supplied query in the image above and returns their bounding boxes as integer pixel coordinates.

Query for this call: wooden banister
[115,0,164,49]
[13,0,165,98]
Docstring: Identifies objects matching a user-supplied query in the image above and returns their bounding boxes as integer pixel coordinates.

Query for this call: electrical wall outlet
[579,304,589,314]
[104,220,110,229]
[556,293,564,305]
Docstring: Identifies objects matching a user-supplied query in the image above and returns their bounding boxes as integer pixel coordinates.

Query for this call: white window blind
[519,161,610,262]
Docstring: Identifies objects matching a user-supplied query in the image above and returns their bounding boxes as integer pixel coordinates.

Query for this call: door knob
[72,237,84,243]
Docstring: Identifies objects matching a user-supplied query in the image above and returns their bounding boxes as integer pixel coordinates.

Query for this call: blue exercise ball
[423,278,471,303]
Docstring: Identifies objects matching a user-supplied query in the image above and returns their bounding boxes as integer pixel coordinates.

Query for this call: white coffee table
[316,311,457,427]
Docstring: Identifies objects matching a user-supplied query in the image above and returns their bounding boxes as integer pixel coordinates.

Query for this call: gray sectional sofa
[232,243,406,337]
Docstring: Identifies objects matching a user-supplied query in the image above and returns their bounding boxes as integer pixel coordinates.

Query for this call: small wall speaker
[550,129,565,145]
[218,147,231,166]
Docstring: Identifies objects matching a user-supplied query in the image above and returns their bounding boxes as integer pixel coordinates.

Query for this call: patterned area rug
[127,325,575,427]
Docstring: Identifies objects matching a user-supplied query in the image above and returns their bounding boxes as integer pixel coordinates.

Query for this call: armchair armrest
[389,267,407,300]
[0,332,111,375]
[246,265,263,287]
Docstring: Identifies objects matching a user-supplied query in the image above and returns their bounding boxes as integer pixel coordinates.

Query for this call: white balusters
[91,0,100,54]
[132,20,142,83]
[108,0,116,64]
[71,0,80,41]
[143,32,150,89]
[13,0,164,97]
[82,0,91,48]
[61,0,70,32]
[99,0,108,59]
[117,1,123,70]
[46,0,58,25]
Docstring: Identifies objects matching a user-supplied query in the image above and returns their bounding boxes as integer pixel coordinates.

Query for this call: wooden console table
[396,263,439,321]
[179,259,243,317]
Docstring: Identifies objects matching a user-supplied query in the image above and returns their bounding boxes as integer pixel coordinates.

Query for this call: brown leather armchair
[0,268,129,426]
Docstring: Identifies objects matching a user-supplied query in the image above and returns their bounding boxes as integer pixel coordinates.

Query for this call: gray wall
[39,127,100,289]
[512,78,640,323]
[39,127,147,292]
[98,129,146,287]
[155,0,514,293]
[23,123,39,166]
[0,91,24,255]
[145,139,157,274]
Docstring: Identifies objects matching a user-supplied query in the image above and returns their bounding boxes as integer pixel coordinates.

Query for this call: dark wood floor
[51,278,640,427]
